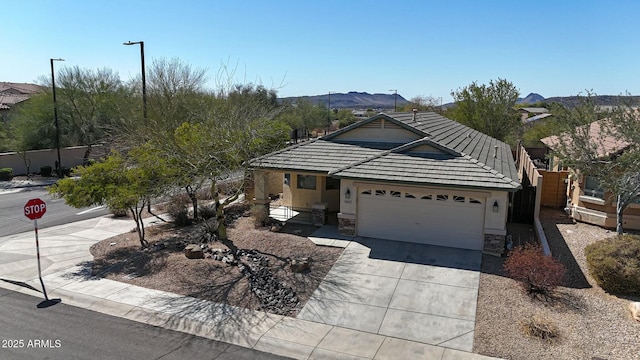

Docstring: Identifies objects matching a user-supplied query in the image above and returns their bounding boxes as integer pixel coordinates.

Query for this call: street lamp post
[50,58,65,177]
[123,41,147,121]
[389,89,397,112]
[327,91,335,135]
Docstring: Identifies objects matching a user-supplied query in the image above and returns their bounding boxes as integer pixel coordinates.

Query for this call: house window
[421,195,432,200]
[325,177,340,190]
[361,190,371,195]
[437,194,449,201]
[284,173,290,186]
[584,176,604,199]
[375,190,386,196]
[405,193,416,198]
[453,196,465,203]
[297,175,316,190]
[390,191,401,197]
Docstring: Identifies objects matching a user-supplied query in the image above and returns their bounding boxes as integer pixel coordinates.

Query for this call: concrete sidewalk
[0,215,501,360]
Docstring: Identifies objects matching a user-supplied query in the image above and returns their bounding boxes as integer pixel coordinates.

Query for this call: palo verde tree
[123,58,289,241]
[550,93,640,234]
[447,78,520,142]
[49,149,171,248]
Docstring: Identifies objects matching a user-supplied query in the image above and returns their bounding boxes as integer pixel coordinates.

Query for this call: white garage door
[357,188,485,250]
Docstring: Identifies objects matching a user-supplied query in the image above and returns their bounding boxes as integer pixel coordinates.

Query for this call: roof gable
[324,114,427,143]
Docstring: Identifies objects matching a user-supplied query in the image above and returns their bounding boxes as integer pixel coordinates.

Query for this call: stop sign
[24,198,47,220]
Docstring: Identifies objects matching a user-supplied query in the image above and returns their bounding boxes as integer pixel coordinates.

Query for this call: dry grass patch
[520,314,559,342]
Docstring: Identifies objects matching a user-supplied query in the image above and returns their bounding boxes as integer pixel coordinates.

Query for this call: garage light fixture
[345,188,351,201]
[493,201,499,213]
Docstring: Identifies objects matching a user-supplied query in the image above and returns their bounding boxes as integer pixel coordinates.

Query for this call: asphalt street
[0,188,110,237]
[0,287,290,360]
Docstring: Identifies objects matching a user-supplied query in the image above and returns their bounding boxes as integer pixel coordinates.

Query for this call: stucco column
[253,170,270,206]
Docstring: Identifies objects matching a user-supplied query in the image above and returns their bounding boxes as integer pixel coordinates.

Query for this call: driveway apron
[297,237,482,352]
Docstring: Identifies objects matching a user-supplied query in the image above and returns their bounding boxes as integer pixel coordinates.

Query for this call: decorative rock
[630,302,640,322]
[270,224,282,232]
[290,257,311,273]
[184,244,204,259]
[222,254,237,265]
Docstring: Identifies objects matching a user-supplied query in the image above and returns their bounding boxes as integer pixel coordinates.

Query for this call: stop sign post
[24,198,49,301]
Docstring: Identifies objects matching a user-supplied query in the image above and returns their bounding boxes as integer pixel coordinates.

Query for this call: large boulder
[184,244,204,259]
[630,302,640,322]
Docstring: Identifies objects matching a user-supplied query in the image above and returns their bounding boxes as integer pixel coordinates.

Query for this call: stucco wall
[0,146,102,175]
[266,171,283,196]
[568,176,640,230]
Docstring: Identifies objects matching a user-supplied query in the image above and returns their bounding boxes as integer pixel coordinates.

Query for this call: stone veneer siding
[483,233,505,257]
[338,214,356,236]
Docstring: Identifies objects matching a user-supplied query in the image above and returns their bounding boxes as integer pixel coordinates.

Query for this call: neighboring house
[523,112,553,127]
[0,82,43,121]
[519,107,549,122]
[250,111,521,252]
[541,120,640,230]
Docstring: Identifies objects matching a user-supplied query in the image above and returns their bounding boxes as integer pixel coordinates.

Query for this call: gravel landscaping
[89,203,342,317]
[474,208,640,360]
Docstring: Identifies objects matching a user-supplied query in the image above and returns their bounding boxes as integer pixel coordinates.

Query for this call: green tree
[336,108,357,128]
[55,66,135,161]
[550,94,640,234]
[398,95,441,112]
[123,59,288,238]
[8,92,57,151]
[276,98,328,139]
[448,78,520,142]
[49,150,169,247]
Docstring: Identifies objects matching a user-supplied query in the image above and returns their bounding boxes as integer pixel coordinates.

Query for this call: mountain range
[281,91,640,109]
[280,91,409,109]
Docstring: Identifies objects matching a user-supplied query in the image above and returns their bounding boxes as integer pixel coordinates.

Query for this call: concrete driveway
[298,236,482,352]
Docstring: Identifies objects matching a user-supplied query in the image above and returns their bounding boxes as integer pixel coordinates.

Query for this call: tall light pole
[50,58,64,177]
[389,89,397,112]
[123,41,147,121]
[327,91,335,135]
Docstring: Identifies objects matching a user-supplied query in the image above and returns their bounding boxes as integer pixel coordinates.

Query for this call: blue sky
[4,0,640,102]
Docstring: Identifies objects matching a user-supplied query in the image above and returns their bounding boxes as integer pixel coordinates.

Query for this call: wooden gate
[510,173,536,223]
[540,170,569,208]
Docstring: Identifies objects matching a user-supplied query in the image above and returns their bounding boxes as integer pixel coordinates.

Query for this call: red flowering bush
[504,243,566,297]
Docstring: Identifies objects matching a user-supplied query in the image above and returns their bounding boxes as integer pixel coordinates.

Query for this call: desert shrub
[109,206,128,217]
[0,167,13,181]
[520,314,559,341]
[504,243,566,296]
[196,186,213,201]
[60,166,71,177]
[168,193,192,226]
[251,204,269,227]
[198,204,216,220]
[585,235,640,295]
[217,178,243,196]
[40,165,52,177]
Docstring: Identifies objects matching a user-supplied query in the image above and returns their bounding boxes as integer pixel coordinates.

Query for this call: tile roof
[519,107,549,114]
[330,138,520,190]
[523,113,553,124]
[0,82,43,95]
[541,119,629,158]
[251,139,389,173]
[251,112,521,191]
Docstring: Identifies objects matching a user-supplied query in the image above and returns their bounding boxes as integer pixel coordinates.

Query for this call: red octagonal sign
[24,198,47,220]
